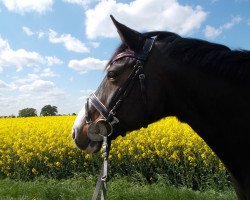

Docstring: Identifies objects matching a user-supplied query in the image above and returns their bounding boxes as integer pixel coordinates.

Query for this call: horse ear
[110,15,146,52]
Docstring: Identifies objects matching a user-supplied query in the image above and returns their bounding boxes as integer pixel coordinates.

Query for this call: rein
[86,36,157,200]
[91,135,109,200]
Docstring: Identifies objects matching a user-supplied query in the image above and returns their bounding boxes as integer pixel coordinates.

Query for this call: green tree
[18,108,37,117]
[40,105,58,116]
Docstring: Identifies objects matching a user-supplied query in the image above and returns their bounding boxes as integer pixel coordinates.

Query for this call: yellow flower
[0,116,224,179]
[55,162,61,167]
[32,168,38,174]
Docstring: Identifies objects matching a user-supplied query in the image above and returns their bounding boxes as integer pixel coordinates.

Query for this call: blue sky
[0,0,250,116]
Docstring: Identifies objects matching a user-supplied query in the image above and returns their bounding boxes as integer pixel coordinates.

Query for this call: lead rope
[92,136,109,200]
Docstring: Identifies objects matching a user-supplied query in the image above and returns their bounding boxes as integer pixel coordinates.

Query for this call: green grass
[0,176,236,200]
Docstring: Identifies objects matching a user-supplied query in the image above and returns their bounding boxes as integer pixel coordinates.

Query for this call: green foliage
[18,108,37,117]
[40,105,58,116]
[0,176,236,200]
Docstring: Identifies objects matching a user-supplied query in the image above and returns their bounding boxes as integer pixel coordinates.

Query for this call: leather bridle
[85,36,157,200]
[85,36,156,142]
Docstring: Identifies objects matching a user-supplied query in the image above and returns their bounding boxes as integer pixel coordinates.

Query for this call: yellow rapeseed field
[0,116,76,178]
[0,116,230,189]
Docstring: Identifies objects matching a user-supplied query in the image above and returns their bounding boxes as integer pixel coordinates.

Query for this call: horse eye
[107,71,118,80]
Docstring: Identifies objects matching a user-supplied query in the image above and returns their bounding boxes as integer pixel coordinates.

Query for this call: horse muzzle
[73,93,119,153]
[72,107,103,153]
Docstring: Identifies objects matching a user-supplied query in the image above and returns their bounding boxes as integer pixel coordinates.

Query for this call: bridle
[85,36,156,142]
[85,36,157,200]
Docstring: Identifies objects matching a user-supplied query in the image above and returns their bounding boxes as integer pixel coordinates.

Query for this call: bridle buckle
[110,116,119,125]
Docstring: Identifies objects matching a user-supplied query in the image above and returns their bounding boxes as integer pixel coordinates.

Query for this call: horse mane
[166,35,250,83]
[107,31,250,83]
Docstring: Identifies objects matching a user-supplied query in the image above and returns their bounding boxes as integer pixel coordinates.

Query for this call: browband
[110,36,157,65]
[111,50,135,64]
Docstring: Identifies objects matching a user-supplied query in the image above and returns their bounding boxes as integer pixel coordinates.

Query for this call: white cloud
[45,56,63,66]
[85,0,207,39]
[37,89,66,102]
[63,0,90,6]
[68,57,108,73]
[1,0,53,14]
[14,73,40,84]
[16,77,65,97]
[0,36,63,72]
[223,16,242,29]
[234,0,249,2]
[13,68,58,84]
[40,68,59,77]
[22,26,34,36]
[0,37,11,50]
[22,27,90,53]
[19,79,55,92]
[0,47,44,72]
[0,79,67,116]
[0,94,31,114]
[204,16,242,39]
[17,79,67,107]
[79,89,95,101]
[37,31,45,39]
[203,25,222,39]
[22,26,45,38]
[0,80,16,90]
[89,42,100,48]
[48,29,90,53]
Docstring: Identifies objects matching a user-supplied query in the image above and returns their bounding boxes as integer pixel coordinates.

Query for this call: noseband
[85,36,156,141]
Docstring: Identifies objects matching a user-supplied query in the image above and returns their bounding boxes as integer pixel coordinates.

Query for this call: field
[0,116,235,198]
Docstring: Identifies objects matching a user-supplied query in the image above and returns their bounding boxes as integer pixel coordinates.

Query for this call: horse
[72,16,250,199]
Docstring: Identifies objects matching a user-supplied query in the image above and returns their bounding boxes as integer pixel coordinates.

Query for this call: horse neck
[163,62,250,159]
[160,64,250,196]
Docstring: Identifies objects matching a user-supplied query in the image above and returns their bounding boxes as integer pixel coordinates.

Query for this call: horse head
[72,16,170,153]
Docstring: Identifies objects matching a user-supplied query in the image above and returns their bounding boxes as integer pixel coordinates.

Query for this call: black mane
[167,35,250,83]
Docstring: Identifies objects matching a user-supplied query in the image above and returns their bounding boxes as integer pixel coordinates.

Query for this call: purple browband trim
[110,50,135,64]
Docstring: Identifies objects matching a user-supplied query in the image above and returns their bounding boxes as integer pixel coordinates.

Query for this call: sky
[0,0,250,116]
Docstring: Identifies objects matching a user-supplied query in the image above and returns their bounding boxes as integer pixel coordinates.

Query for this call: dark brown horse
[72,16,250,199]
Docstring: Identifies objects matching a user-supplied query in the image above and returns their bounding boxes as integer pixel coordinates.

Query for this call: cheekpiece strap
[135,36,156,61]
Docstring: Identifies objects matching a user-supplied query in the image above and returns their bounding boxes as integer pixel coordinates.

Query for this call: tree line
[0,105,77,118]
[18,105,58,117]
